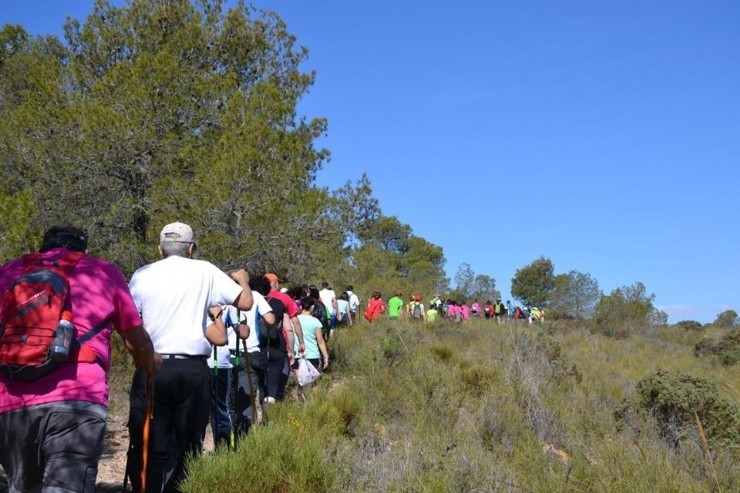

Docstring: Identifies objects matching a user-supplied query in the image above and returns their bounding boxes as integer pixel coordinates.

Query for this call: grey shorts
[0,401,107,493]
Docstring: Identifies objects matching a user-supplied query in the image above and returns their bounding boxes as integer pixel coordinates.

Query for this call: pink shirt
[461,305,470,320]
[0,248,142,412]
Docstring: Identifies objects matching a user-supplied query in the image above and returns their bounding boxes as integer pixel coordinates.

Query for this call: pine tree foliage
[0,0,448,295]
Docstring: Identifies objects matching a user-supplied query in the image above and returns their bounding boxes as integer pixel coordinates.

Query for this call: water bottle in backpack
[50,311,75,363]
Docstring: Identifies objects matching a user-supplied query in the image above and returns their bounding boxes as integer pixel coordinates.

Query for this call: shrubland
[147,318,740,493]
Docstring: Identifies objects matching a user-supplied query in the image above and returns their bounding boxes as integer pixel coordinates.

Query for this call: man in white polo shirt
[319,281,338,336]
[125,222,253,493]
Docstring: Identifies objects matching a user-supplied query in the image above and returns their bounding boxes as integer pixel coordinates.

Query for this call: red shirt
[268,290,299,318]
[367,298,385,321]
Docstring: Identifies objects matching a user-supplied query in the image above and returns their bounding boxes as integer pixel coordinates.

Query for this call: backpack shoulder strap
[76,320,109,344]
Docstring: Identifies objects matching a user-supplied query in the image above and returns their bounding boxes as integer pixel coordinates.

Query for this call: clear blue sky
[3,1,739,323]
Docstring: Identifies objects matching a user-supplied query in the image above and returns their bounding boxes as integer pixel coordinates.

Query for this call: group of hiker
[0,221,547,493]
[0,222,362,492]
[363,292,545,324]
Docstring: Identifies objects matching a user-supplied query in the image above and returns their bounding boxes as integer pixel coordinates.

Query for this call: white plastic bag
[296,358,321,386]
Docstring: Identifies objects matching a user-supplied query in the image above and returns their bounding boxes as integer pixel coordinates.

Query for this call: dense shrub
[675,320,703,331]
[694,330,740,366]
[634,369,739,452]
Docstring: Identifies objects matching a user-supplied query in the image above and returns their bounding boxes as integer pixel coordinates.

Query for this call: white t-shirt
[207,307,247,368]
[241,291,273,353]
[347,291,360,313]
[129,255,243,357]
[207,327,236,369]
[319,288,337,315]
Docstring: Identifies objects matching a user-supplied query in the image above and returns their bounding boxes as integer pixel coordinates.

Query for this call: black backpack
[259,297,285,350]
[312,300,329,330]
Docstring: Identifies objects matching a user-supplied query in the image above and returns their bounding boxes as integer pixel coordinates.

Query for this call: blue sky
[3,1,739,323]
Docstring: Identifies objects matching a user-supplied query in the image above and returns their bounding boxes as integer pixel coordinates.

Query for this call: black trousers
[126,359,211,493]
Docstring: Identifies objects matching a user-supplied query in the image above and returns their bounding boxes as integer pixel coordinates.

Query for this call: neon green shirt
[426,308,437,322]
[388,296,404,318]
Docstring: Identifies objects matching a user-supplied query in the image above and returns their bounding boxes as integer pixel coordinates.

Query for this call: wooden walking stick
[141,374,154,492]
[242,339,259,427]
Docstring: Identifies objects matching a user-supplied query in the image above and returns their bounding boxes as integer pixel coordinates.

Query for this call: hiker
[207,315,240,449]
[0,226,160,493]
[425,303,438,323]
[125,222,253,493]
[346,285,360,318]
[530,307,542,324]
[295,297,329,402]
[364,291,385,322]
[253,276,292,403]
[265,273,305,355]
[460,301,470,321]
[409,295,426,321]
[337,291,354,326]
[484,300,494,319]
[471,299,481,317]
[387,290,405,322]
[444,300,458,322]
[495,299,506,324]
[319,281,339,335]
[512,305,526,320]
[307,285,330,341]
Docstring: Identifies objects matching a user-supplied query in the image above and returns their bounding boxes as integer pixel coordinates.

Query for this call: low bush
[675,320,703,331]
[694,330,740,366]
[634,369,739,452]
[178,319,739,492]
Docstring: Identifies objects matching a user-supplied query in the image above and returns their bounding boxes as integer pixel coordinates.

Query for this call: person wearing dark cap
[125,222,253,493]
[0,226,160,493]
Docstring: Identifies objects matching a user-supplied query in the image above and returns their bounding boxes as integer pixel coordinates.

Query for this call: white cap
[160,222,194,243]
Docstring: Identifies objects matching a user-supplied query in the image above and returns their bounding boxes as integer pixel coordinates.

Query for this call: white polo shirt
[129,255,243,357]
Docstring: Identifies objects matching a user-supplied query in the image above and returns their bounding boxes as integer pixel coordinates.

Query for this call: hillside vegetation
[173,319,739,492]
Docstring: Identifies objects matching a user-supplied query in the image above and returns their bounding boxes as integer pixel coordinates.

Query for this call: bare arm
[316,327,329,370]
[290,315,305,356]
[229,269,253,311]
[262,311,276,327]
[238,322,249,340]
[205,306,227,346]
[120,325,161,376]
[281,312,295,366]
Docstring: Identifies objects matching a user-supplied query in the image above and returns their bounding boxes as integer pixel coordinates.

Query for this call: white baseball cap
[160,222,194,243]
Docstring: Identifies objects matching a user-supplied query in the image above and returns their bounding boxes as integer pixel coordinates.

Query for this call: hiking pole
[241,339,259,428]
[212,345,219,449]
[230,313,241,449]
[141,374,154,492]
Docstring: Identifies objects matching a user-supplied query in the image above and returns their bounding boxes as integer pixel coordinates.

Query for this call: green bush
[634,369,739,453]
[675,320,703,331]
[177,319,738,492]
[694,330,740,366]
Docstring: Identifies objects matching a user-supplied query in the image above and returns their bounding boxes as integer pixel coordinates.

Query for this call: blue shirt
[296,314,323,360]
